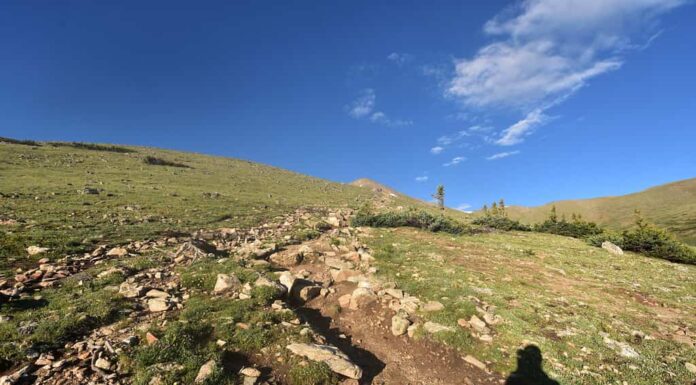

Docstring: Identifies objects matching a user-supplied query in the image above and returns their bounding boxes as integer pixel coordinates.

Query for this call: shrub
[289,362,338,385]
[0,136,40,146]
[471,216,530,231]
[49,142,135,153]
[143,156,190,168]
[352,208,471,235]
[620,217,696,264]
[533,209,603,239]
[586,231,625,248]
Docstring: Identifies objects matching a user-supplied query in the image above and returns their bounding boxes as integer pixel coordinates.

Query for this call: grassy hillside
[505,178,696,245]
[0,141,373,273]
[363,227,696,385]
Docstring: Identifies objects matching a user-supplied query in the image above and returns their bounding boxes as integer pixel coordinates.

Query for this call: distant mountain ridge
[505,177,696,245]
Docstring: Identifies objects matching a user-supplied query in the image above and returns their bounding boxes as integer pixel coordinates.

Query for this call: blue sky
[2,0,695,210]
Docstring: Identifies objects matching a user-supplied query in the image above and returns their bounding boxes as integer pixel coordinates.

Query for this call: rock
[324,257,354,270]
[685,362,696,374]
[338,294,352,308]
[145,332,159,345]
[407,323,420,338]
[213,273,241,294]
[331,269,362,283]
[145,289,170,299]
[255,276,287,296]
[195,360,217,383]
[26,246,49,256]
[286,343,362,380]
[278,271,296,293]
[457,319,470,328]
[469,315,490,334]
[391,314,411,336]
[94,357,113,371]
[269,249,304,267]
[424,321,454,334]
[240,367,261,377]
[147,298,170,312]
[106,247,128,257]
[119,282,145,298]
[122,335,139,346]
[602,335,639,358]
[384,288,404,299]
[463,355,487,371]
[349,287,376,310]
[422,301,445,312]
[299,285,322,301]
[601,241,624,255]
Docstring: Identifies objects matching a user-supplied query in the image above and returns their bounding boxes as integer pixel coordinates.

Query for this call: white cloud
[496,109,549,146]
[456,203,473,213]
[447,0,684,144]
[443,156,466,167]
[347,89,412,127]
[430,146,444,154]
[437,130,470,146]
[415,175,429,182]
[387,52,413,65]
[348,89,375,118]
[486,150,521,160]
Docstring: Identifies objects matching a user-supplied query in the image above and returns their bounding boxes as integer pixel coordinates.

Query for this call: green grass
[505,177,696,245]
[363,227,696,385]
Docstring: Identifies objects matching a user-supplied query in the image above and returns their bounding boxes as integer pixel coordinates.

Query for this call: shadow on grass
[505,345,560,385]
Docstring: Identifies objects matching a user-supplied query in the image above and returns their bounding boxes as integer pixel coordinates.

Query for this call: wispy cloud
[486,150,521,160]
[387,52,413,65]
[456,203,473,213]
[415,175,429,182]
[347,88,376,118]
[347,89,412,127]
[443,156,466,167]
[447,0,685,145]
[430,146,444,155]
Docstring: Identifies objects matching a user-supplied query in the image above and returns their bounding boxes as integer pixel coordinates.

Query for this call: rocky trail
[1,209,503,385]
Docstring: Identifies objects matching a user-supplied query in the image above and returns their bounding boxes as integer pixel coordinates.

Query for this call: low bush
[352,209,471,235]
[49,142,135,153]
[0,136,40,146]
[471,215,530,231]
[143,156,190,168]
[534,218,603,238]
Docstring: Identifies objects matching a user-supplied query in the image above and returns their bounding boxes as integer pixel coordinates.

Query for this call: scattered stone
[26,246,49,256]
[384,288,403,299]
[119,282,145,298]
[286,343,362,380]
[145,332,159,345]
[299,285,322,301]
[94,357,113,371]
[602,241,624,255]
[195,360,217,383]
[338,294,352,308]
[422,301,445,312]
[423,321,454,334]
[685,362,696,374]
[106,247,128,257]
[469,315,490,334]
[349,287,376,310]
[145,289,170,299]
[278,271,296,293]
[213,273,241,294]
[391,314,411,336]
[463,355,487,371]
[147,298,170,312]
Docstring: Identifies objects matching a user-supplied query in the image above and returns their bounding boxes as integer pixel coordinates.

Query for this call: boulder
[118,282,144,298]
[469,315,490,334]
[147,298,170,312]
[286,343,362,379]
[106,247,128,257]
[213,273,241,294]
[422,301,445,312]
[278,271,296,293]
[601,241,624,255]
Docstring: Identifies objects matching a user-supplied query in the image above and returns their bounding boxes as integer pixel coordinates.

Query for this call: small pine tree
[491,202,499,216]
[482,204,489,216]
[432,185,445,210]
[498,199,506,217]
[549,205,558,223]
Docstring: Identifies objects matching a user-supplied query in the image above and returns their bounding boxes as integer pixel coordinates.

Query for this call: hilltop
[1,140,694,385]
[505,177,696,245]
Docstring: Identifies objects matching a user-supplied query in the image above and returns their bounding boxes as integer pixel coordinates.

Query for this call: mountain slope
[506,177,696,244]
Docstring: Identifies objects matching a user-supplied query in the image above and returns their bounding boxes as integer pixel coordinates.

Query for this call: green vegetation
[0,136,40,146]
[505,177,696,245]
[352,207,472,235]
[533,207,603,239]
[364,227,696,385]
[48,141,136,153]
[143,155,191,168]
[0,141,373,275]
[432,184,445,210]
[288,362,338,385]
[473,200,530,231]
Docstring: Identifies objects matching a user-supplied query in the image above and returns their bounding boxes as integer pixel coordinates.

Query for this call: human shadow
[505,345,560,385]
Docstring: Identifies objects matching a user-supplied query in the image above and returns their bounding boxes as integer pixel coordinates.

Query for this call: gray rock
[195,360,217,383]
[422,301,445,312]
[286,343,362,379]
[423,321,454,334]
[602,241,624,255]
[391,315,411,336]
[349,287,376,310]
[119,282,144,298]
[213,273,241,294]
[147,298,170,312]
